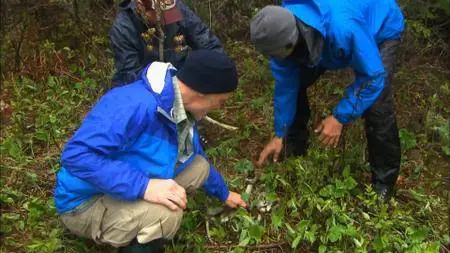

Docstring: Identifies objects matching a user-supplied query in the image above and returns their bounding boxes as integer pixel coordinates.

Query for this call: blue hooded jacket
[272,0,404,137]
[54,62,229,214]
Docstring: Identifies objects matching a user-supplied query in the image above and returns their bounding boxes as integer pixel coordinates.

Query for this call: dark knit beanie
[176,50,238,94]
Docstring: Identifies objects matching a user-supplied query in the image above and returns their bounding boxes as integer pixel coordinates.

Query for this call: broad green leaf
[409,228,428,243]
[362,212,370,220]
[238,237,250,247]
[297,219,310,232]
[318,245,327,253]
[373,236,387,252]
[271,212,283,229]
[399,128,417,151]
[241,192,249,203]
[423,241,441,253]
[248,224,264,242]
[304,231,316,243]
[234,159,253,173]
[343,177,357,190]
[328,226,343,242]
[292,235,302,248]
[343,166,350,178]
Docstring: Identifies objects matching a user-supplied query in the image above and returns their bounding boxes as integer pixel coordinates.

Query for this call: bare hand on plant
[257,137,283,165]
[225,191,247,209]
[314,115,343,147]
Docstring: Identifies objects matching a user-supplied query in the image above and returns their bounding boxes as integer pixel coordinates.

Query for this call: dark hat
[250,5,299,57]
[176,50,238,94]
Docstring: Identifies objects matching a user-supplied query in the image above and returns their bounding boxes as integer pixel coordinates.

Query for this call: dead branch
[155,0,164,61]
[204,116,238,131]
[204,241,288,251]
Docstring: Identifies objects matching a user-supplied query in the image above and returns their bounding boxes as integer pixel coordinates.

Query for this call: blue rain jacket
[54,62,229,214]
[273,0,404,137]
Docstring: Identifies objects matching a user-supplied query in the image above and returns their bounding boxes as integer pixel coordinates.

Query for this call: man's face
[185,93,232,121]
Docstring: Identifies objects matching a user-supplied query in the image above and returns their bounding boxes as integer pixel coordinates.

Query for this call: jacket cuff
[332,107,351,124]
[274,124,288,138]
[218,187,230,202]
[138,177,151,199]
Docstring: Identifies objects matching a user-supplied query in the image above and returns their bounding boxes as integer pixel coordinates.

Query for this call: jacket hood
[282,0,329,37]
[283,0,329,66]
[141,61,178,114]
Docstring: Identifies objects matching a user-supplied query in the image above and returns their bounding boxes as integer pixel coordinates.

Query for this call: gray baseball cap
[250,5,299,58]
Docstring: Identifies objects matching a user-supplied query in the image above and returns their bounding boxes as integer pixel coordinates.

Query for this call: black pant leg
[286,66,325,155]
[363,40,402,191]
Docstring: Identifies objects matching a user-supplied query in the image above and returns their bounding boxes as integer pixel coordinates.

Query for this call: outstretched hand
[225,191,247,209]
[314,115,343,148]
[257,137,283,166]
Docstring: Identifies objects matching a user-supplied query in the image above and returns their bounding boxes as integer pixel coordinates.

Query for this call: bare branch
[204,116,238,131]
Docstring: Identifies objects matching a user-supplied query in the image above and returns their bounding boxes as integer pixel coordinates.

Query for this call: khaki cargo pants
[61,155,210,247]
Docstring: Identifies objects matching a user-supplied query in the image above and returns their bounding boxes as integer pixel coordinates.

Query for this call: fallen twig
[204,116,238,131]
[204,241,288,251]
[205,219,213,243]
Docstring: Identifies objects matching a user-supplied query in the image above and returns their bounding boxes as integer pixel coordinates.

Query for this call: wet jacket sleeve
[270,58,301,137]
[177,0,224,53]
[109,24,143,86]
[61,99,150,200]
[193,129,230,202]
[332,28,385,124]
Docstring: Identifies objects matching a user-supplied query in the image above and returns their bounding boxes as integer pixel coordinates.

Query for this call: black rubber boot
[118,239,165,253]
[373,181,395,203]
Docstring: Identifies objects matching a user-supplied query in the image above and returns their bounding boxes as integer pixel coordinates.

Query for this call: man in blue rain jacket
[251,0,404,200]
[54,50,246,252]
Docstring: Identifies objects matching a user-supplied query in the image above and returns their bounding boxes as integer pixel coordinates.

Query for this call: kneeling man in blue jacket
[54,50,247,252]
[251,0,405,201]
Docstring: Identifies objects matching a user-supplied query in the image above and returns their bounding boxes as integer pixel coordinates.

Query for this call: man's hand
[143,179,187,211]
[257,137,283,165]
[314,115,343,147]
[225,191,247,209]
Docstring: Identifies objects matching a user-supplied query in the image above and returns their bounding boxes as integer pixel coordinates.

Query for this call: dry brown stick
[58,70,84,82]
[204,116,238,131]
[204,241,288,250]
[155,0,165,61]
